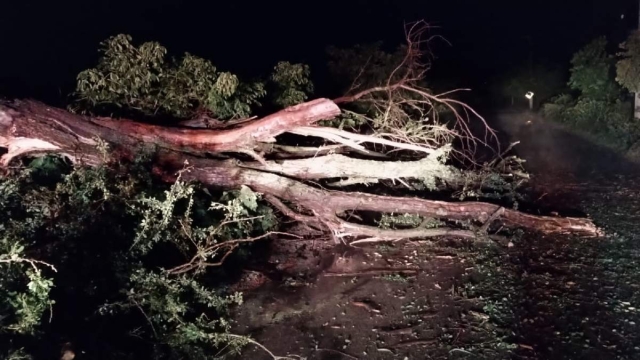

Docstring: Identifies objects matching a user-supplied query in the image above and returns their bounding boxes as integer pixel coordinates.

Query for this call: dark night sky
[0,0,636,105]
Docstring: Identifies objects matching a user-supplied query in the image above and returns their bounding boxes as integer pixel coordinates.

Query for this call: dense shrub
[0,151,277,359]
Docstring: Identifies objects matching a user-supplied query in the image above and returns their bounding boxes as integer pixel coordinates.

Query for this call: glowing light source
[525,91,534,110]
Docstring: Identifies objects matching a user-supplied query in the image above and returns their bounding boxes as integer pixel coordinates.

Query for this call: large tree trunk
[0,98,341,166]
[0,99,601,242]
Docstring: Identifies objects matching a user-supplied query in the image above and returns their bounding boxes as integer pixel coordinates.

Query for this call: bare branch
[0,257,58,272]
[223,334,303,360]
[166,231,297,275]
[331,20,499,163]
[288,126,437,154]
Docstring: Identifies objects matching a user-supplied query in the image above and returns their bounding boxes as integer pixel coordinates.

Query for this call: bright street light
[525,91,534,109]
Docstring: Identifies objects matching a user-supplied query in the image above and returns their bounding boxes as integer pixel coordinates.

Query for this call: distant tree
[616,30,640,94]
[616,30,640,120]
[543,36,640,151]
[568,37,620,101]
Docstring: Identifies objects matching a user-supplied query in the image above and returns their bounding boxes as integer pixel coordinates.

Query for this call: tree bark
[0,99,601,241]
[164,158,600,238]
[0,98,340,166]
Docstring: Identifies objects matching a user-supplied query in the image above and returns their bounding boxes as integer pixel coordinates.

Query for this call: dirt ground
[230,111,640,360]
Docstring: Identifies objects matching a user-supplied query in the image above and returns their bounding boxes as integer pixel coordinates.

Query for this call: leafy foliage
[99,269,247,359]
[269,61,313,108]
[72,34,312,120]
[543,36,640,153]
[3,348,33,360]
[0,247,55,336]
[0,152,277,358]
[72,34,267,119]
[2,28,531,359]
[616,30,640,94]
[543,95,638,150]
[0,172,57,336]
[568,37,619,101]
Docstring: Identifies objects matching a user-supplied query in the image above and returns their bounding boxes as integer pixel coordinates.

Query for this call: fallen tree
[0,21,604,360]
[0,22,600,247]
[0,97,600,241]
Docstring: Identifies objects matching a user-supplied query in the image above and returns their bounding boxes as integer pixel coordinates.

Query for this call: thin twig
[131,298,158,339]
[315,348,358,360]
[0,258,57,272]
[480,207,505,233]
[166,231,297,275]
[323,269,418,277]
[223,334,301,360]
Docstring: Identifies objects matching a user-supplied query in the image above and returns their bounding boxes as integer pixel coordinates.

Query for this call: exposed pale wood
[240,152,455,181]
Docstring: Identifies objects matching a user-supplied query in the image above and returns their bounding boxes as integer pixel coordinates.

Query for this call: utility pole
[526,36,533,79]
[636,1,640,119]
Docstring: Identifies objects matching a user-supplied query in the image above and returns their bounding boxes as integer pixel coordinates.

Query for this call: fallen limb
[0,99,602,243]
[0,98,341,166]
[240,150,456,184]
[288,126,437,154]
[175,157,602,238]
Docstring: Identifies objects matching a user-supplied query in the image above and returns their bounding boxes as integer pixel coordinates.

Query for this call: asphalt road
[492,110,640,180]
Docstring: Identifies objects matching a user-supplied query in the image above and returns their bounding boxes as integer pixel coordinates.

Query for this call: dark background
[0,0,636,106]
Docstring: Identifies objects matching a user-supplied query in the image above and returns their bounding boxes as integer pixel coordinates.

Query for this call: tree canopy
[71,34,314,120]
